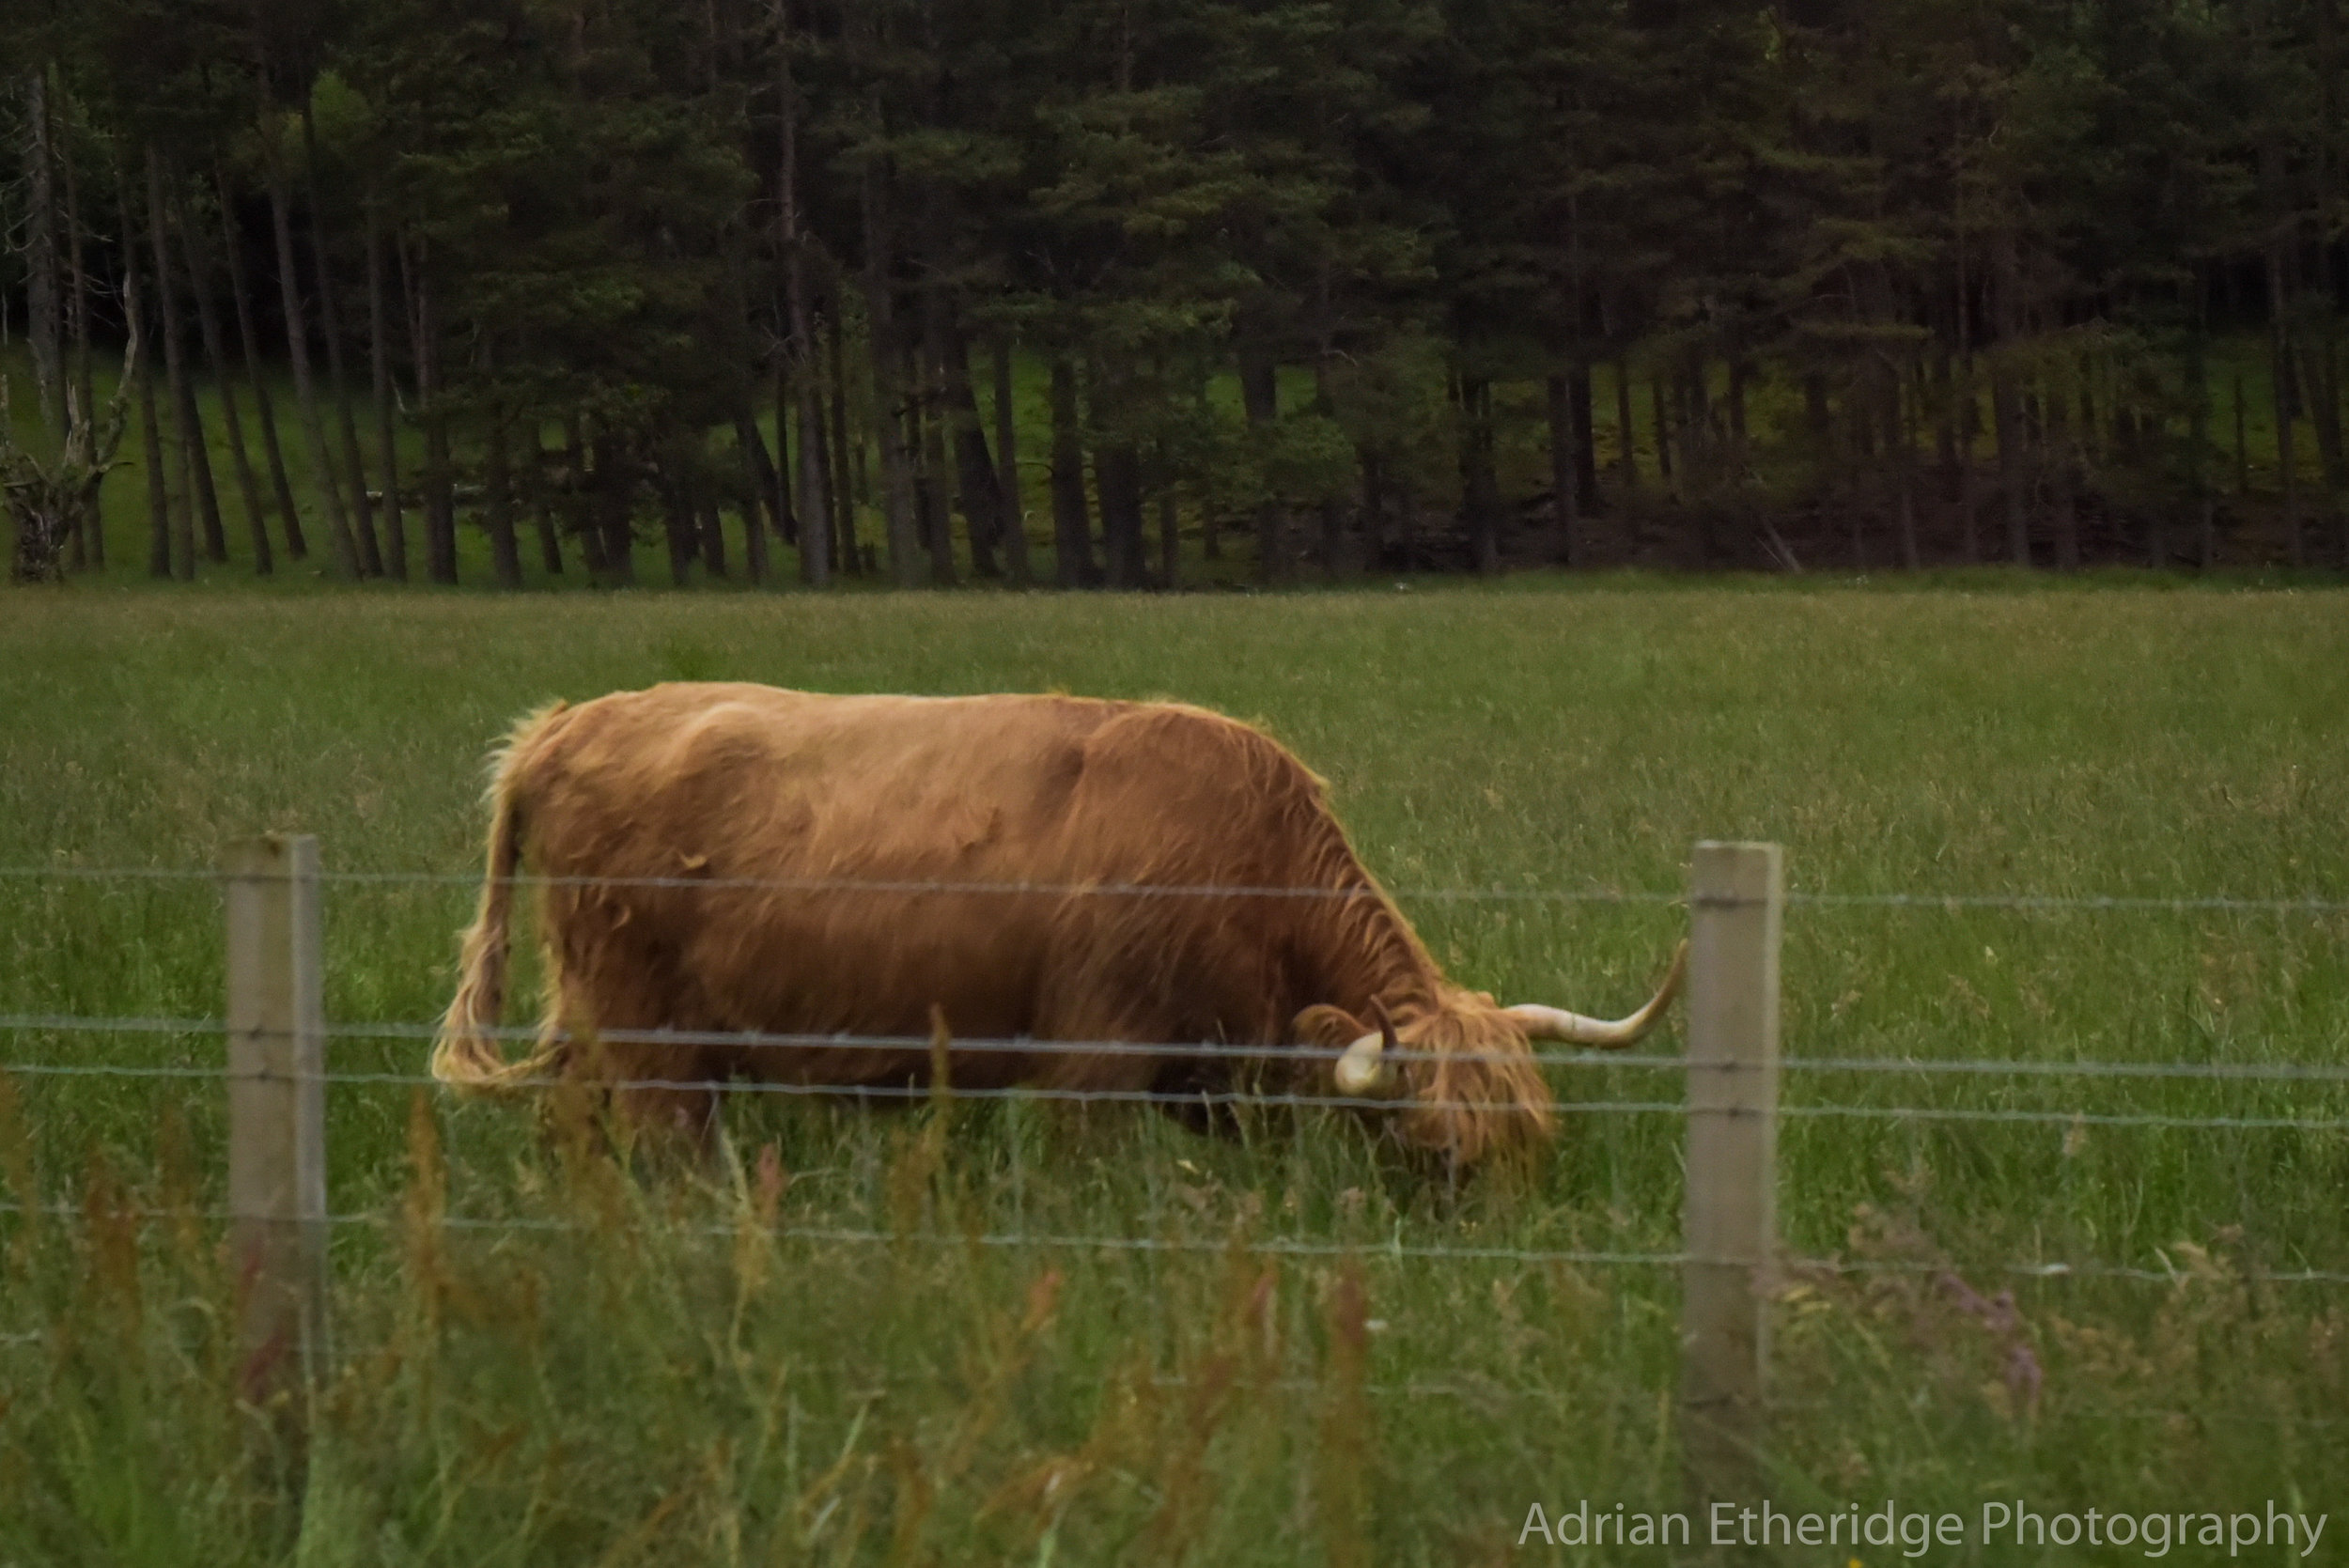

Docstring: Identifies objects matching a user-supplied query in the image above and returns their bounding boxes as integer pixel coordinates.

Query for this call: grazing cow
[432,684,1684,1163]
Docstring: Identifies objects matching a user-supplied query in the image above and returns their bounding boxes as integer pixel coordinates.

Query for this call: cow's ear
[1292,1004,1369,1048]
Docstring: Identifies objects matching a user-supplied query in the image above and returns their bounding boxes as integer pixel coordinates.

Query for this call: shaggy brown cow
[432,684,1684,1162]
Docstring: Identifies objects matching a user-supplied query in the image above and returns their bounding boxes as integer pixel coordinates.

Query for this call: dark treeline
[4,0,2347,586]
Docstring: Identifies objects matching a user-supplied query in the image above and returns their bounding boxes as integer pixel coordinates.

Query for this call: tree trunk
[821,315,849,570]
[1195,366,1221,562]
[1804,373,1832,466]
[1993,232,2029,567]
[720,267,777,577]
[25,70,63,439]
[59,95,97,567]
[1614,358,1638,492]
[1308,359,1343,582]
[2336,345,2349,564]
[2234,367,2249,500]
[590,433,633,582]
[481,401,521,588]
[1159,463,1180,587]
[2077,358,2100,470]
[23,70,67,442]
[268,159,359,576]
[302,95,380,575]
[828,303,859,573]
[942,320,1003,578]
[1311,494,1340,582]
[845,326,870,514]
[2305,338,2345,560]
[408,253,458,584]
[1556,367,1591,525]
[798,365,834,583]
[117,175,172,580]
[176,184,272,575]
[772,0,826,586]
[659,462,697,585]
[906,349,933,558]
[1718,357,1742,457]
[735,403,780,582]
[702,490,732,579]
[1096,437,1146,589]
[686,448,726,579]
[1957,355,1980,563]
[2271,253,2302,567]
[1895,359,1921,571]
[531,426,564,575]
[914,333,957,585]
[1933,346,1958,485]
[1993,362,2028,566]
[1049,356,1097,586]
[146,149,204,579]
[1686,360,1713,478]
[565,418,603,574]
[366,209,406,580]
[1547,371,1578,567]
[2265,137,2304,568]
[1681,371,1714,561]
[765,371,796,559]
[216,169,305,561]
[991,334,1029,582]
[2047,369,2078,569]
[1092,361,1145,587]
[2189,304,2213,570]
[1240,349,1281,582]
[1651,376,1675,503]
[1458,372,1501,575]
[1097,443,1147,587]
[853,89,920,582]
[2,311,138,582]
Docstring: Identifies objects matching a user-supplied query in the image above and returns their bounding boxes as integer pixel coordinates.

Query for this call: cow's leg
[1026,1000,1165,1092]
[1026,992,1232,1142]
[550,948,722,1149]
[608,1044,721,1146]
[550,920,723,1150]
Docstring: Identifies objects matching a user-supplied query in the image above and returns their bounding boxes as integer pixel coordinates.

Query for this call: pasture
[2,582,2346,1564]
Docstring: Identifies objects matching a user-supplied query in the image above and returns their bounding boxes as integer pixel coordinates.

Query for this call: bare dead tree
[4,312,142,582]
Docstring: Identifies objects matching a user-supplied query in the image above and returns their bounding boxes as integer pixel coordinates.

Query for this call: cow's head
[1297,941,1688,1164]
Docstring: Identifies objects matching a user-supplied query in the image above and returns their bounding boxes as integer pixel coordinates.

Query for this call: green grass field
[2,584,2345,1563]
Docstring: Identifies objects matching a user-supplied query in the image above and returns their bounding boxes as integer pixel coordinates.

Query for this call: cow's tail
[431,704,567,1093]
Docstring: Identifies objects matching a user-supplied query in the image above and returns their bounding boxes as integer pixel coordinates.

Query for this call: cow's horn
[1504,939,1688,1048]
[1333,1000,1404,1098]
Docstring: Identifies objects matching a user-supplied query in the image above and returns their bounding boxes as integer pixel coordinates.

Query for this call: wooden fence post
[224,834,328,1399]
[1679,840,1783,1504]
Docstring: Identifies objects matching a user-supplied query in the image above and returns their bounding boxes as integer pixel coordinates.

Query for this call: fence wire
[5,1197,2346,1287]
[7,1051,2348,1131]
[6,865,2345,1308]
[9,1013,2349,1086]
[2,861,2345,916]
[15,1067,2349,1132]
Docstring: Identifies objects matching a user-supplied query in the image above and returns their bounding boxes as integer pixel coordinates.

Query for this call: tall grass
[2,585,2345,1562]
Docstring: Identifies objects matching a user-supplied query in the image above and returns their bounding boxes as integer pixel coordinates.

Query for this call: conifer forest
[5,0,2347,586]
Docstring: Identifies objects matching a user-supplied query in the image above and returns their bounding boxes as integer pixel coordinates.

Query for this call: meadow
[1,583,2345,1564]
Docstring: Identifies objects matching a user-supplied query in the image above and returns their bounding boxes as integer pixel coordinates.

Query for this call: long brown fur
[430,700,574,1090]
[431,685,1597,1161]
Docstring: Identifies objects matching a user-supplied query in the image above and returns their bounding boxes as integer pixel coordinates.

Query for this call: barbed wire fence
[2,837,2345,1486]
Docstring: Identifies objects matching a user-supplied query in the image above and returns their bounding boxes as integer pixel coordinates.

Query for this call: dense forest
[3,0,2347,587]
